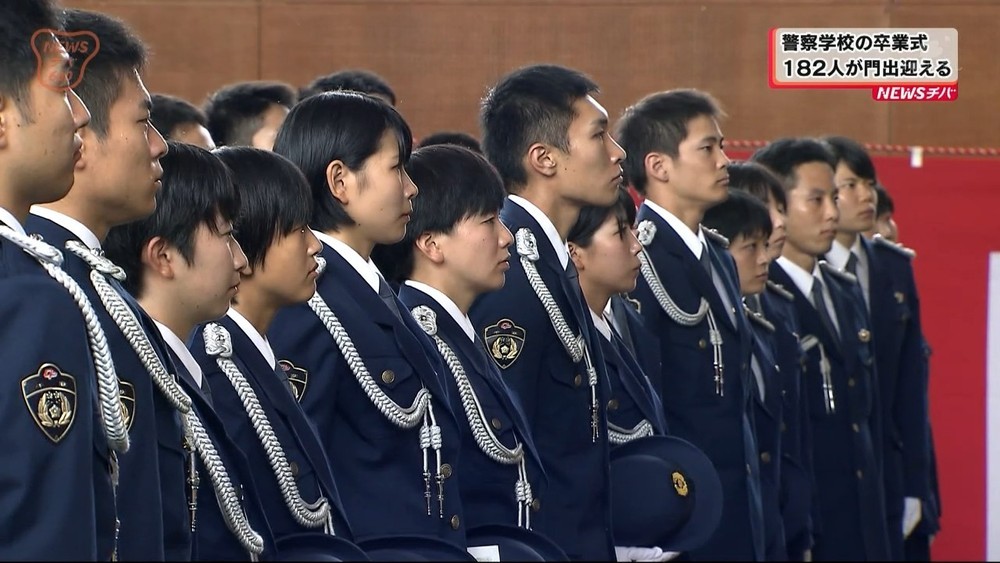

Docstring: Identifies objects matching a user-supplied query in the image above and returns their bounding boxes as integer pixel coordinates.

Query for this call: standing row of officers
[0,1,939,561]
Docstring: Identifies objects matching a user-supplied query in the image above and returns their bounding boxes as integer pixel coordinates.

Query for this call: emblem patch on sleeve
[278,360,309,402]
[118,379,136,431]
[22,363,77,443]
[484,319,526,369]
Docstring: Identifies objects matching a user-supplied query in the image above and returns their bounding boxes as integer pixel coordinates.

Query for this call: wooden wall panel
[62,0,996,148]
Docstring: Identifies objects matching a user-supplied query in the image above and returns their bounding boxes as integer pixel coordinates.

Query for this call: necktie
[378,275,403,322]
[845,251,859,276]
[811,276,840,342]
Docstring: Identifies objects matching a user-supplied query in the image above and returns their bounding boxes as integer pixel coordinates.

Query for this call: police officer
[616,90,765,561]
[753,138,890,560]
[0,1,124,558]
[469,64,624,561]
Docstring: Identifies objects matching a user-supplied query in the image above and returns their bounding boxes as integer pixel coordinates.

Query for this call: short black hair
[750,137,836,192]
[62,9,146,139]
[875,184,895,216]
[372,144,506,284]
[151,93,207,139]
[417,131,482,154]
[615,89,724,195]
[702,188,773,243]
[273,91,412,232]
[824,136,877,182]
[105,141,238,297]
[567,187,637,248]
[480,64,598,191]
[213,146,312,269]
[301,69,396,105]
[203,81,296,146]
[728,161,786,210]
[0,0,62,118]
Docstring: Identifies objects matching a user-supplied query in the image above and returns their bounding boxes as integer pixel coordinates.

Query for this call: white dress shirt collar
[776,256,815,298]
[154,320,203,387]
[313,230,383,294]
[590,308,613,342]
[642,199,707,259]
[403,280,476,342]
[227,308,276,369]
[507,194,569,270]
[0,207,26,236]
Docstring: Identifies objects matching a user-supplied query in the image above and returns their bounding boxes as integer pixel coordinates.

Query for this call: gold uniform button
[746,463,752,475]
[289,461,299,477]
[858,329,871,343]
[852,423,860,433]
[698,339,707,349]
[450,515,460,530]
[848,378,856,387]
[441,463,453,479]
[573,374,582,387]
[381,370,395,384]
[895,291,905,304]
[760,451,772,464]
[856,469,864,480]
[490,417,502,430]
[607,398,619,411]
[530,498,541,512]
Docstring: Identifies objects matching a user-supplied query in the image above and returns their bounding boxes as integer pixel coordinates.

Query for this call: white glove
[615,546,680,562]
[903,496,923,538]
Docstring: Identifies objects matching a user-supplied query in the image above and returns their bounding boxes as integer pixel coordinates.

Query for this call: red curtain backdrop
[712,152,998,560]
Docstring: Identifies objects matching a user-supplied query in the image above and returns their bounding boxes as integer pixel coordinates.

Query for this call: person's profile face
[833,162,877,235]
[662,115,730,208]
[783,162,839,258]
[729,232,770,296]
[574,212,642,297]
[557,95,626,208]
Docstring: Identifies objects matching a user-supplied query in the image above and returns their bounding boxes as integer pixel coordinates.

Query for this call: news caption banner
[769,28,958,102]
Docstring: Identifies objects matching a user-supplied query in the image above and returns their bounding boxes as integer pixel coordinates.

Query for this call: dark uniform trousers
[0,227,117,559]
[191,315,356,543]
[268,245,467,551]
[399,285,550,533]
[761,280,815,560]
[629,205,765,561]
[29,214,193,560]
[769,264,890,561]
[470,199,615,561]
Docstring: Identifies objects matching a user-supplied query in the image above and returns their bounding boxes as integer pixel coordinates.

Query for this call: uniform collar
[0,206,26,236]
[507,194,569,269]
[776,255,816,297]
[313,229,382,293]
[642,199,707,259]
[227,308,276,369]
[403,280,476,342]
[826,239,853,271]
[30,206,102,250]
[154,320,203,388]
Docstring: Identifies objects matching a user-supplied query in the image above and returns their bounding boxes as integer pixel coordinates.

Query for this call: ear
[525,142,558,179]
[645,151,671,184]
[142,236,175,280]
[75,126,97,172]
[0,94,9,151]
[568,241,586,272]
[413,231,445,265]
[326,159,350,205]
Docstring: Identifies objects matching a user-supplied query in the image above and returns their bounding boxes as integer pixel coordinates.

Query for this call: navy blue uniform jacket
[469,199,614,561]
[0,225,117,560]
[268,244,467,549]
[769,263,890,561]
[629,205,765,561]
[29,214,192,560]
[191,315,356,543]
[398,285,548,531]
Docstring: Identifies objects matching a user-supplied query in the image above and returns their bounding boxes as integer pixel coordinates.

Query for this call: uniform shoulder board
[744,305,775,333]
[873,234,916,259]
[701,227,730,249]
[765,280,794,301]
[818,260,858,284]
